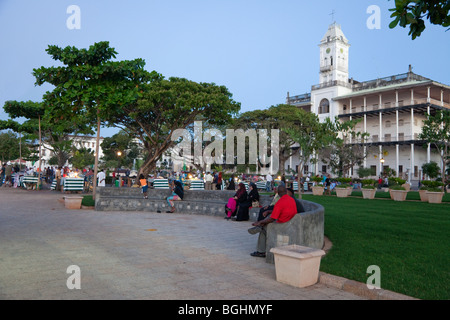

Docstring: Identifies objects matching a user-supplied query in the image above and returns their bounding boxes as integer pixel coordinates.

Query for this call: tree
[320,119,371,177]
[2,100,91,168]
[101,130,142,169]
[0,130,33,163]
[419,110,450,187]
[110,76,240,177]
[389,0,450,39]
[70,147,95,170]
[283,110,337,198]
[33,41,150,198]
[233,105,301,174]
[422,161,441,179]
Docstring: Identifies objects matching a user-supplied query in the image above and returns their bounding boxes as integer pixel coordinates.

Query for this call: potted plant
[426,181,445,204]
[311,176,324,195]
[335,183,350,198]
[361,179,376,199]
[390,185,408,201]
[396,178,410,191]
[336,177,353,196]
[427,187,445,204]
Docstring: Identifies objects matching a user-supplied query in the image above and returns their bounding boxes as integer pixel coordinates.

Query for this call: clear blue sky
[1,0,449,137]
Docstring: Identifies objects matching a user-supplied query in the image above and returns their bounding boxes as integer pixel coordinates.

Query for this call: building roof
[320,22,349,45]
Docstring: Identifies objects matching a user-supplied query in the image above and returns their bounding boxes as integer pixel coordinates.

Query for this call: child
[139,174,148,199]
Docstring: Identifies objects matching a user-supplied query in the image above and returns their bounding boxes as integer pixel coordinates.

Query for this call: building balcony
[339,98,450,118]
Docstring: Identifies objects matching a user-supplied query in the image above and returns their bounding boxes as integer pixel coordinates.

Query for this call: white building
[39,135,105,169]
[286,22,450,183]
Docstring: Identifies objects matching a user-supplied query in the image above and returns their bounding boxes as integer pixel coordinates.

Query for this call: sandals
[250,251,266,258]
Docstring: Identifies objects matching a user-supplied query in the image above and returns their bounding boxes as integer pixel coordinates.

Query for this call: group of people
[204,171,223,190]
[224,182,260,221]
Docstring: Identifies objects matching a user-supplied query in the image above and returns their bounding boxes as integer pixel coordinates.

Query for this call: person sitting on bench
[248,185,297,258]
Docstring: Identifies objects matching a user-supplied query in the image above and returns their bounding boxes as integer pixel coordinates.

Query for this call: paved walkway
[0,187,367,300]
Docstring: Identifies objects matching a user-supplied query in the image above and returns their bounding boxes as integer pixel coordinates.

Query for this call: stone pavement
[0,187,405,301]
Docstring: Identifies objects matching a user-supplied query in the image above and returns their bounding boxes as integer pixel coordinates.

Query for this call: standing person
[325,174,331,195]
[0,163,5,187]
[139,174,148,199]
[205,171,213,190]
[247,185,297,258]
[165,180,184,213]
[378,176,383,189]
[227,175,236,190]
[55,167,62,191]
[266,173,273,191]
[212,171,218,190]
[97,169,106,187]
[217,172,223,190]
[4,162,12,187]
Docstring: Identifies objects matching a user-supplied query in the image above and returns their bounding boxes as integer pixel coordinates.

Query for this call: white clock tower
[312,22,352,121]
[319,22,350,84]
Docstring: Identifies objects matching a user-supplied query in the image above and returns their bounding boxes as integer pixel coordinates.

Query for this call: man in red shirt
[248,185,297,258]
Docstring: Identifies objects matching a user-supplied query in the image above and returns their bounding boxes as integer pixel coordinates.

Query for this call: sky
[1,0,449,138]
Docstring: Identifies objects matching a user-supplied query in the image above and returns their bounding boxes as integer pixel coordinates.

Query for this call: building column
[427,86,431,103]
[410,108,415,183]
[379,110,383,176]
[427,105,431,163]
[441,89,444,107]
[396,109,399,177]
[411,88,414,105]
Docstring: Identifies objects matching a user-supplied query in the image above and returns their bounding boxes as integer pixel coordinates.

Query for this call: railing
[287,93,311,105]
[352,72,430,92]
[312,80,352,90]
[344,134,423,144]
[340,98,450,115]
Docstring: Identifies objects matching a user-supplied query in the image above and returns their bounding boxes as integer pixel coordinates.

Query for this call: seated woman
[166,180,184,213]
[225,182,247,220]
[235,182,259,222]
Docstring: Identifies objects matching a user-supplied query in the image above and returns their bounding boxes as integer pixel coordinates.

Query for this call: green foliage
[362,179,376,186]
[389,0,450,39]
[0,130,32,162]
[422,161,440,179]
[390,185,406,190]
[357,167,373,178]
[70,147,95,169]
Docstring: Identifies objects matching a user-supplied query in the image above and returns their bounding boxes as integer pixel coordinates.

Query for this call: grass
[300,193,449,300]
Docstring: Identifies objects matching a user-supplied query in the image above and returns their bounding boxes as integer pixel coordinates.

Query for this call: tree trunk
[93,113,101,200]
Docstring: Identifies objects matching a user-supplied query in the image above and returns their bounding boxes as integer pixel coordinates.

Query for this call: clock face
[326,48,331,54]
[340,48,344,54]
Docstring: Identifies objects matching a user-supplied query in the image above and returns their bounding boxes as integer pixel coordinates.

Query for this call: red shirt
[270,195,297,223]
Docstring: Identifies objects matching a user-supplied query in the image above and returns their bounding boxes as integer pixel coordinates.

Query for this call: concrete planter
[402,183,411,191]
[362,188,376,199]
[270,245,325,288]
[347,187,353,196]
[311,186,324,196]
[335,187,349,198]
[64,196,83,209]
[427,192,444,204]
[419,189,429,202]
[390,190,408,201]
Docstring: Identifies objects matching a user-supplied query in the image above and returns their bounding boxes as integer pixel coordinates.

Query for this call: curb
[318,272,419,300]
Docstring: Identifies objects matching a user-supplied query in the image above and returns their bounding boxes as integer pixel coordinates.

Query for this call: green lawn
[300,193,449,300]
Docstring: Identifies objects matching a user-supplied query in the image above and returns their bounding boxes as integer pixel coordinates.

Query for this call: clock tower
[319,22,350,84]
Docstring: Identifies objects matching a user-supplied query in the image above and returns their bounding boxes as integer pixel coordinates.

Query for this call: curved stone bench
[265,200,324,264]
[95,187,272,219]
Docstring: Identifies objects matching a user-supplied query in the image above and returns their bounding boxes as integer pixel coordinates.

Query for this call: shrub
[336,183,350,188]
[362,185,376,189]
[362,179,375,186]
[390,185,406,190]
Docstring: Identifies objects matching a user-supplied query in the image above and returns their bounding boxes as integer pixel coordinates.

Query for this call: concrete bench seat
[265,200,324,264]
[95,187,272,218]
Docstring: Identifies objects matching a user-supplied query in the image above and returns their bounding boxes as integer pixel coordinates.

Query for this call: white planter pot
[362,188,376,199]
[270,245,325,288]
[427,192,444,204]
[64,196,83,209]
[311,186,324,196]
[335,188,349,198]
[390,190,408,201]
[419,190,429,202]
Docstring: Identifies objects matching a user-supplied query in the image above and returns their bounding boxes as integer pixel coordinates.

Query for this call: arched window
[319,99,330,114]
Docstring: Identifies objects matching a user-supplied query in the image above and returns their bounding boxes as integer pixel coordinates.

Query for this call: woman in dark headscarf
[225,182,247,220]
[235,182,259,222]
[166,180,184,213]
[227,174,236,190]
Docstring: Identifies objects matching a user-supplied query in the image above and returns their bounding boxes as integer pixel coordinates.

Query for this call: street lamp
[380,157,385,164]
